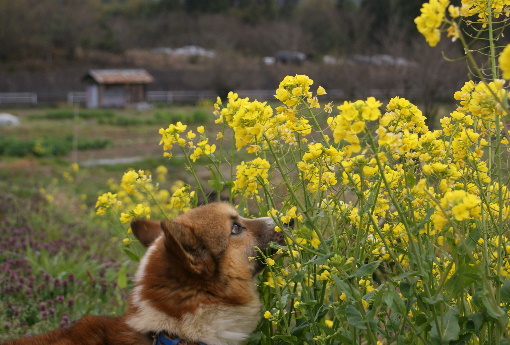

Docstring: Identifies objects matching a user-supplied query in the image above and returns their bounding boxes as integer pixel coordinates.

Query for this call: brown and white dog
[3,202,285,345]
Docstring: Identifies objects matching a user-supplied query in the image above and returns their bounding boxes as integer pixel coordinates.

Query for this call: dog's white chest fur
[126,236,262,345]
[127,290,261,345]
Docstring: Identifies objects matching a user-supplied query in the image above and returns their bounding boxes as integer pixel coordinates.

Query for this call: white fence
[0,93,37,105]
[67,92,86,104]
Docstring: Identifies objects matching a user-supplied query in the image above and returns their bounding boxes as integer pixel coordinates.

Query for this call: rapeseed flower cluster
[214,93,279,151]
[297,143,343,193]
[169,183,195,212]
[274,74,315,107]
[96,167,194,243]
[454,79,507,123]
[416,0,510,46]
[159,121,188,158]
[377,97,430,161]
[460,0,509,25]
[414,0,449,46]
[215,77,324,153]
[119,203,151,224]
[233,157,271,197]
[230,99,275,150]
[327,97,382,156]
[434,190,481,230]
[95,192,118,215]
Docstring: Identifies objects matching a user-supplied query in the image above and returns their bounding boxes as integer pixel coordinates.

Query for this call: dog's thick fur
[3,202,284,345]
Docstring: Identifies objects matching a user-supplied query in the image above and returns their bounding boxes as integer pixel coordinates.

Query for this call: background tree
[360,0,424,46]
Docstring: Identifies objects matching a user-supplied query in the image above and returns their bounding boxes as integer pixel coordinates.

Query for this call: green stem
[264,134,330,254]
[179,146,208,202]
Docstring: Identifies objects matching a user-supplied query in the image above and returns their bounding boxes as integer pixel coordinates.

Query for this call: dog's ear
[161,220,216,278]
[131,219,164,248]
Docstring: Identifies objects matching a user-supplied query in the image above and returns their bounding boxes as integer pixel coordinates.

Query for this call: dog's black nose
[285,218,295,229]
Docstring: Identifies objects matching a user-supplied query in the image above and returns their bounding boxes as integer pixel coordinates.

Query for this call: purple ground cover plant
[0,190,131,342]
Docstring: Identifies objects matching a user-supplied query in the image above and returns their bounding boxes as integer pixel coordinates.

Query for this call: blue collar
[154,332,206,345]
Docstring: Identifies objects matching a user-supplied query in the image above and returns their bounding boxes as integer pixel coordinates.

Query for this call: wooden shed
[82,69,154,108]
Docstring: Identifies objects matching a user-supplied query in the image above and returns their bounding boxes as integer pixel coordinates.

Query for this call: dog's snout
[285,218,295,229]
[260,217,275,228]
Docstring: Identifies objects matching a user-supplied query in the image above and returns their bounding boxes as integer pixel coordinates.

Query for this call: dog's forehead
[202,202,238,218]
[178,202,238,223]
[210,202,238,216]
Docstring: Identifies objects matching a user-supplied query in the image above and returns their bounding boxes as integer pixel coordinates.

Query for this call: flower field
[3,1,510,344]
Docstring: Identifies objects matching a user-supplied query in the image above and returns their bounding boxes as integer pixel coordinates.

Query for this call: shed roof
[83,69,154,84]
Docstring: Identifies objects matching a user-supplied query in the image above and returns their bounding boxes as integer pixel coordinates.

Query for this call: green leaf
[207,153,220,163]
[272,335,298,342]
[392,271,417,281]
[430,309,460,345]
[345,303,367,330]
[450,333,472,345]
[467,312,484,335]
[304,212,324,229]
[444,263,479,296]
[405,171,417,187]
[385,284,406,314]
[290,319,310,337]
[306,252,333,265]
[459,227,480,255]
[500,278,510,303]
[246,331,263,342]
[414,313,428,328]
[117,262,128,289]
[364,289,383,326]
[349,260,381,278]
[422,294,445,306]
[399,279,415,298]
[333,275,355,300]
[207,179,224,192]
[482,293,505,319]
[123,248,140,262]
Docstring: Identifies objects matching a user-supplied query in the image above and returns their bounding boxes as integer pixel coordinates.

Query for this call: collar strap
[154,332,206,345]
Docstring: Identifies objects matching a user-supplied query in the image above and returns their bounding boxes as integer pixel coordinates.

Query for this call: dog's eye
[231,223,244,235]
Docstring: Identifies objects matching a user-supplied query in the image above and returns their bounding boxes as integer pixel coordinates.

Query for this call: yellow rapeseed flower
[415,0,449,47]
[120,170,139,194]
[311,232,321,249]
[499,44,510,80]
